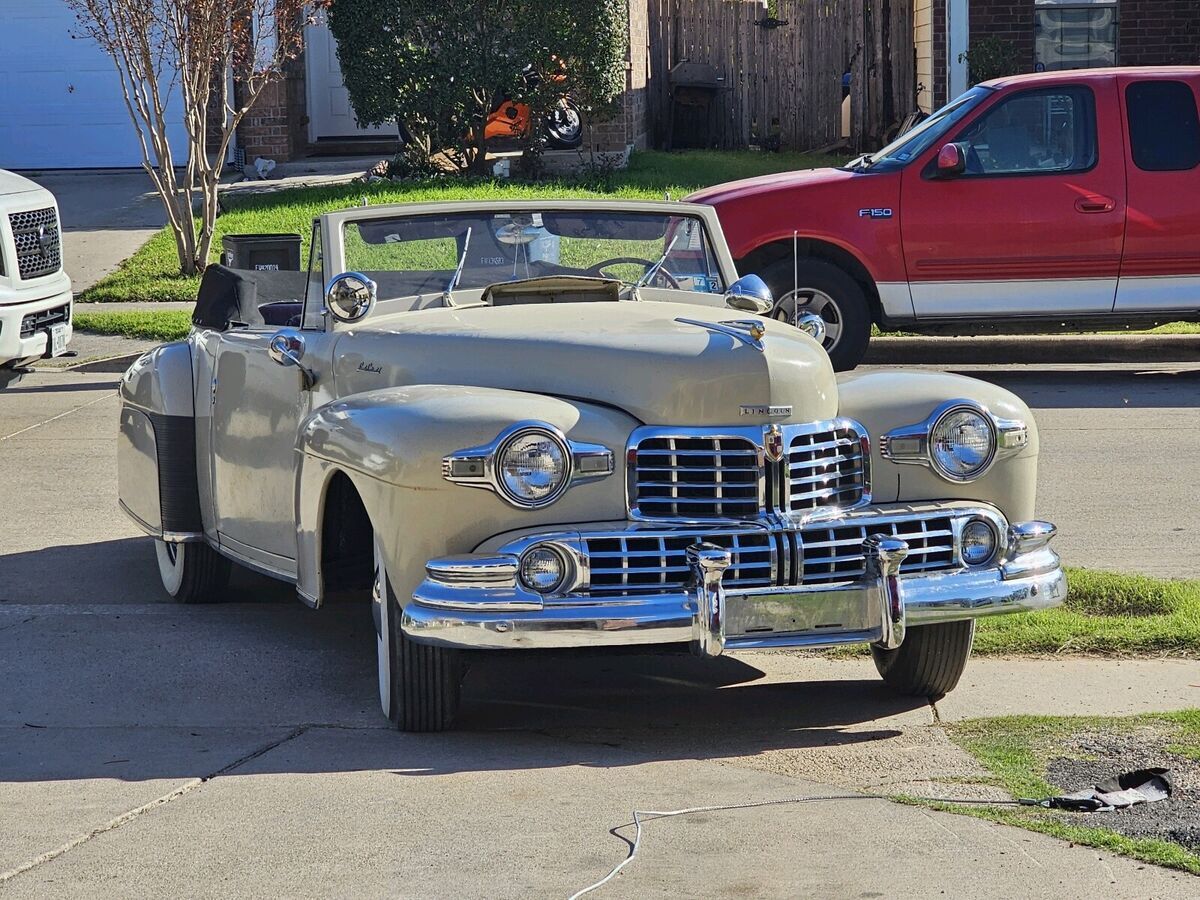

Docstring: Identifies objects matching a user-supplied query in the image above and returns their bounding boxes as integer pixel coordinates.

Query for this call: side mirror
[325,271,377,323]
[936,142,968,177]
[724,274,773,315]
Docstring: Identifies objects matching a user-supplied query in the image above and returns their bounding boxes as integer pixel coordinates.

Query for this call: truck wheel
[871,620,975,697]
[373,537,463,732]
[154,539,231,603]
[761,258,871,371]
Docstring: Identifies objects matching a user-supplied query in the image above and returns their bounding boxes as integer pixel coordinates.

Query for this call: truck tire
[870,620,975,698]
[760,257,872,371]
[154,539,231,603]
[374,537,463,732]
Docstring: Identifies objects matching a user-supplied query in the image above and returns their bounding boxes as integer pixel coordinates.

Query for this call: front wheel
[760,257,872,371]
[154,539,231,603]
[870,620,975,698]
[373,537,463,732]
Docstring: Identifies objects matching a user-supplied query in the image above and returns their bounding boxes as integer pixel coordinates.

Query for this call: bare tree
[68,0,322,275]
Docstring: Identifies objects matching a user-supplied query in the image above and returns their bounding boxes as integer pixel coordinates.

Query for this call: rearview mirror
[936,142,967,177]
[724,274,773,315]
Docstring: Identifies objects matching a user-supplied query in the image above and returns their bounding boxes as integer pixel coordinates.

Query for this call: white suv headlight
[497,428,570,506]
[929,406,996,481]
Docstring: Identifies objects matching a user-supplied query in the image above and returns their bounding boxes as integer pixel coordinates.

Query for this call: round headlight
[519,544,568,593]
[929,407,996,481]
[497,428,570,507]
[961,518,999,567]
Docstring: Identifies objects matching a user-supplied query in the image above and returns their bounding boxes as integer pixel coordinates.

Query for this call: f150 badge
[858,208,893,219]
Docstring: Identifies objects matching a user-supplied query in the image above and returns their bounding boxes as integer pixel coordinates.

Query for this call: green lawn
[922,710,1200,875]
[79,150,842,304]
[73,309,194,342]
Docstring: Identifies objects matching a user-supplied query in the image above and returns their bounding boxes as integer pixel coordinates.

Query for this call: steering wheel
[587,257,680,289]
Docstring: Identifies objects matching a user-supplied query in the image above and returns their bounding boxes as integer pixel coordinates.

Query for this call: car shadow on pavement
[2,538,924,784]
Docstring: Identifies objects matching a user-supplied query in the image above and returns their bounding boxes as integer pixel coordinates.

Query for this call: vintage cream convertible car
[117,199,1065,731]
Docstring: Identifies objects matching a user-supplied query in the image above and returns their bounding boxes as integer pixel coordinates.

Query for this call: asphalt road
[1,363,1198,897]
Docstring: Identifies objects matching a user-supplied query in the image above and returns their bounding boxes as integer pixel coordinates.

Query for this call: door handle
[1075,196,1115,214]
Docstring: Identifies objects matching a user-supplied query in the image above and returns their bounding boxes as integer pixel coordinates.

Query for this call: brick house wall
[580,0,651,157]
[929,1,1200,110]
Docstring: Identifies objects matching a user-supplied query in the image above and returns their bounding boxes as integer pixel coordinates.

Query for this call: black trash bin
[221,233,302,272]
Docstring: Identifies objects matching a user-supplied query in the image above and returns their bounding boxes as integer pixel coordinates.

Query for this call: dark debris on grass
[1046,730,1200,853]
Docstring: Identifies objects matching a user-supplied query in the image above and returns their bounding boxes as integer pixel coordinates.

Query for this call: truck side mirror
[936,143,967,177]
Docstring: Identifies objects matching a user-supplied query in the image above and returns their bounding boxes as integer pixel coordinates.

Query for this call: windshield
[342,210,725,299]
[849,86,993,171]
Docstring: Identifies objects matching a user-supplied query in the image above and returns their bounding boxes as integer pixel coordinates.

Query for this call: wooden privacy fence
[647,0,915,152]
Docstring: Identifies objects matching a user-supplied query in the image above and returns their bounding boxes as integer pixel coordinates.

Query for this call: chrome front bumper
[401,520,1066,655]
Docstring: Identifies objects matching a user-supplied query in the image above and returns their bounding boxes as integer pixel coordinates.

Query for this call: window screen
[955,87,1097,176]
[1126,81,1200,172]
[1034,5,1117,71]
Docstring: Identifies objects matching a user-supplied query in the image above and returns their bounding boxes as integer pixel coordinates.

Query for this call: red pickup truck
[689,67,1200,369]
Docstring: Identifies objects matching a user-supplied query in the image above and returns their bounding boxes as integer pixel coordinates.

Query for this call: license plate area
[46,323,68,357]
[725,583,879,638]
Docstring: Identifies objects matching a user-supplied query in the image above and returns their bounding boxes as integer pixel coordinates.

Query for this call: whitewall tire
[154,539,231,603]
[373,535,464,732]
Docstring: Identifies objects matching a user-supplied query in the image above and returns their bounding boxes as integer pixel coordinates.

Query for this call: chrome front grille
[585,528,773,596]
[9,207,62,280]
[577,513,963,598]
[799,516,956,585]
[628,421,869,522]
[628,436,761,519]
[788,427,867,513]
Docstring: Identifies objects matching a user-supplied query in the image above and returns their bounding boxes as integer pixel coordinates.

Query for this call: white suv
[0,170,72,369]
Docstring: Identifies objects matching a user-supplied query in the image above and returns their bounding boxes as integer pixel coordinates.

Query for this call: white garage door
[0,3,188,169]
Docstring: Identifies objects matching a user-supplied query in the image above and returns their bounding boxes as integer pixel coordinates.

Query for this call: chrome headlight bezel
[928,404,997,482]
[442,421,614,510]
[495,426,571,508]
[880,399,1028,484]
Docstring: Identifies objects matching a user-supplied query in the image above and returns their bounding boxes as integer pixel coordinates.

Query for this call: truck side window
[954,87,1097,176]
[1126,81,1200,172]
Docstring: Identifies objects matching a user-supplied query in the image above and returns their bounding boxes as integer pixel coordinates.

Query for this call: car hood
[0,169,49,198]
[333,301,837,426]
[685,166,857,206]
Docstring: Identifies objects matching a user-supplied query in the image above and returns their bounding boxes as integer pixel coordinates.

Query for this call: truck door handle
[1075,196,1115,213]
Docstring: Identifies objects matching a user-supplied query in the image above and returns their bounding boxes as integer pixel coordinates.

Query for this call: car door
[1114,75,1200,312]
[209,327,323,573]
[900,79,1126,318]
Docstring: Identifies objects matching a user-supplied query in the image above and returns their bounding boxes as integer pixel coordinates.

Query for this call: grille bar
[9,207,62,280]
[19,303,70,338]
[798,516,956,585]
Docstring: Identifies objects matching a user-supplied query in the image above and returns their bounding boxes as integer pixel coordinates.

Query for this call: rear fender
[117,341,202,538]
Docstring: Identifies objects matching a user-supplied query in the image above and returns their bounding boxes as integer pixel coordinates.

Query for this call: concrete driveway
[1,364,1198,897]
[25,170,165,292]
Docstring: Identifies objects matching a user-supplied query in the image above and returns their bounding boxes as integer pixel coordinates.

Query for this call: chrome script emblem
[740,405,792,419]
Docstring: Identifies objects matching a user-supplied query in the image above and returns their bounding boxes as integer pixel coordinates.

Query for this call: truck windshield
[849,86,993,171]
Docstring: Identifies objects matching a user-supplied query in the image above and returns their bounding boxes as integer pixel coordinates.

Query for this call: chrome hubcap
[773,288,843,350]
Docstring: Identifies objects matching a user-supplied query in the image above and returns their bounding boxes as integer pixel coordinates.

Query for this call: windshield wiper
[635,224,688,289]
[443,226,472,304]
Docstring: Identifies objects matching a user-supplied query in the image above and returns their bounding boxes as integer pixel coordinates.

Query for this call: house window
[1034,0,1118,72]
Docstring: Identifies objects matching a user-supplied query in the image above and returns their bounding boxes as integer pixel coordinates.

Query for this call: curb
[67,352,143,374]
[864,333,1200,366]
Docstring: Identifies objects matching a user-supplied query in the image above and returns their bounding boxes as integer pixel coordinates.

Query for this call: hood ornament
[675,317,766,351]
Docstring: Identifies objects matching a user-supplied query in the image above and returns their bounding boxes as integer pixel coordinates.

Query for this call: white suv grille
[9,207,62,280]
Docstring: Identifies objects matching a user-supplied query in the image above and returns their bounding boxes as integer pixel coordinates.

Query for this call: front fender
[837,370,1039,523]
[294,384,637,607]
